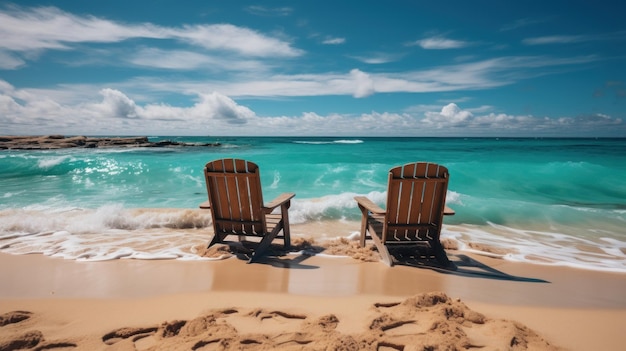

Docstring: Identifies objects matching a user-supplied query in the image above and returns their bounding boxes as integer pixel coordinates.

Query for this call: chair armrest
[354,196,386,214]
[199,201,211,209]
[444,206,455,215]
[264,192,295,211]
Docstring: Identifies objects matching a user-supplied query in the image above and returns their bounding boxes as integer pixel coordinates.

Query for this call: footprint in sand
[102,327,158,345]
[248,309,306,322]
[0,310,33,326]
[0,330,43,350]
[101,309,240,350]
[0,311,77,350]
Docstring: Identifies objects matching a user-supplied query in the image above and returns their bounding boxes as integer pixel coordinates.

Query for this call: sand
[1,249,625,351]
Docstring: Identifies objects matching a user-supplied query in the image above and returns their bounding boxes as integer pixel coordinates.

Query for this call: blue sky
[1,1,625,137]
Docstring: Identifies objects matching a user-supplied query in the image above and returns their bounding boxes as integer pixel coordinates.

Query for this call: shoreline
[0,212,623,273]
[1,253,625,350]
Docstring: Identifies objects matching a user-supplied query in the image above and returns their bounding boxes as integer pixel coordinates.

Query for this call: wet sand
[1,252,625,350]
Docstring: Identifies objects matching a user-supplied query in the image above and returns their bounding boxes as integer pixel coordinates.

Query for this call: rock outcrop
[0,135,220,150]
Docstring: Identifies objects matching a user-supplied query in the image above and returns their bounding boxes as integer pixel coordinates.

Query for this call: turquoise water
[1,137,625,271]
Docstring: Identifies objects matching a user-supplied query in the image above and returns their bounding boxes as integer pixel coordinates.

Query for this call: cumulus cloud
[95,88,139,118]
[424,103,472,126]
[417,103,623,135]
[0,81,258,134]
[192,92,255,124]
[0,79,622,137]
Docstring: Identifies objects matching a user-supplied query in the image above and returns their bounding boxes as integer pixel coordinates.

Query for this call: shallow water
[1,137,625,272]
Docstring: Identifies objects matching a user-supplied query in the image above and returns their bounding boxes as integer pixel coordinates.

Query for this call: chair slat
[421,181,437,226]
[385,172,401,242]
[406,181,424,227]
[232,159,254,234]
[213,176,233,233]
[395,181,413,240]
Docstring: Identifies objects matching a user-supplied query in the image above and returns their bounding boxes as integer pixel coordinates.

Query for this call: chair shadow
[227,240,321,270]
[389,247,548,283]
[218,239,546,282]
[251,252,319,269]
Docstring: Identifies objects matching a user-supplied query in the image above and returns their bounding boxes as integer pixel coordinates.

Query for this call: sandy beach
[2,0,625,348]
[1,234,625,351]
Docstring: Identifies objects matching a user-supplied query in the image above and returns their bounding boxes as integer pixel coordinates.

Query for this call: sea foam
[1,196,624,272]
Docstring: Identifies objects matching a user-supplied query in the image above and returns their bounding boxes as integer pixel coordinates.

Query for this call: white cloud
[0,81,258,134]
[349,69,375,98]
[0,50,25,69]
[3,53,597,111]
[244,6,293,17]
[94,88,139,118]
[412,36,469,49]
[349,53,401,64]
[522,32,626,45]
[169,24,302,57]
[424,103,472,126]
[128,48,268,72]
[522,35,591,45]
[0,54,601,109]
[0,5,302,58]
[0,81,621,136]
[129,49,215,70]
[0,6,159,51]
[191,92,255,124]
[421,104,622,134]
[322,37,346,45]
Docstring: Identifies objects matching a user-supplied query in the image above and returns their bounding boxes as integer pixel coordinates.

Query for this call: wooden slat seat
[354,162,454,267]
[201,159,295,263]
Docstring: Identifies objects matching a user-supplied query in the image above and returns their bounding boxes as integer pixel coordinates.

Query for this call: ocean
[1,137,625,272]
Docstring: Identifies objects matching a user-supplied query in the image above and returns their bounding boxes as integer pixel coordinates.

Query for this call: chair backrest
[383,162,449,243]
[204,159,266,235]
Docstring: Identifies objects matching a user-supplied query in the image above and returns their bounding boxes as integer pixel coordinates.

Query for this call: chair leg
[280,204,291,250]
[370,224,394,266]
[249,224,282,263]
[432,241,453,268]
[358,206,368,247]
[208,232,227,247]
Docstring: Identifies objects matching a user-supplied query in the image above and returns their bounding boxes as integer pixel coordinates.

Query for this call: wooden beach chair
[354,162,455,267]
[200,159,295,263]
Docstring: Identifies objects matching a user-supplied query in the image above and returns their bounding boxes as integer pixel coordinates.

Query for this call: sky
[1,0,625,137]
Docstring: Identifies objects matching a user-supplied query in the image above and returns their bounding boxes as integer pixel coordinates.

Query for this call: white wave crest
[0,205,211,235]
[333,139,364,144]
[293,139,364,145]
[289,191,387,223]
[37,155,73,169]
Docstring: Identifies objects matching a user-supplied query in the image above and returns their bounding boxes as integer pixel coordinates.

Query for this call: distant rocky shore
[0,135,221,150]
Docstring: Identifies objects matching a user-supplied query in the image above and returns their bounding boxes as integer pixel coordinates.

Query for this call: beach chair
[354,162,455,267]
[200,159,295,263]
